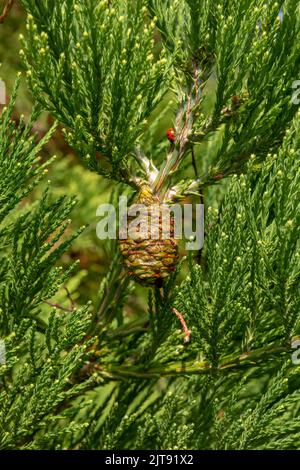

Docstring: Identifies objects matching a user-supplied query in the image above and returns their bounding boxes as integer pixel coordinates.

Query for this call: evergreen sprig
[1,0,300,451]
[0,87,97,449]
[19,0,170,182]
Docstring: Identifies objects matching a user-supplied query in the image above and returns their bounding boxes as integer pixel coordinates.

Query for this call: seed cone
[118,185,179,286]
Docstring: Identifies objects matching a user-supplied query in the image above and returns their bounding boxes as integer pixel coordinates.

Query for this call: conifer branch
[153,66,202,196]
[1,0,300,451]
[102,337,298,380]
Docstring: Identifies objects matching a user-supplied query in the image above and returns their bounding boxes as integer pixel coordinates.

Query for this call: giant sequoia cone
[118,185,179,286]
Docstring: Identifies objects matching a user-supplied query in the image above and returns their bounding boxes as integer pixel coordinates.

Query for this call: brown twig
[172,307,191,343]
[64,286,76,311]
[44,300,73,313]
[153,66,202,197]
[0,0,14,24]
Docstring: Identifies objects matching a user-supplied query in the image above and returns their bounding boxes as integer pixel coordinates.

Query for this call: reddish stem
[0,0,14,24]
[172,307,191,343]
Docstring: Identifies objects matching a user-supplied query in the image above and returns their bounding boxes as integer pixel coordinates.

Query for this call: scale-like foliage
[19,0,170,181]
[0,0,300,451]
[0,88,97,449]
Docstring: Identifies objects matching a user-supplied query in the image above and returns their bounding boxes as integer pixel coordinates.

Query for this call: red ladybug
[213,173,224,181]
[166,127,175,143]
